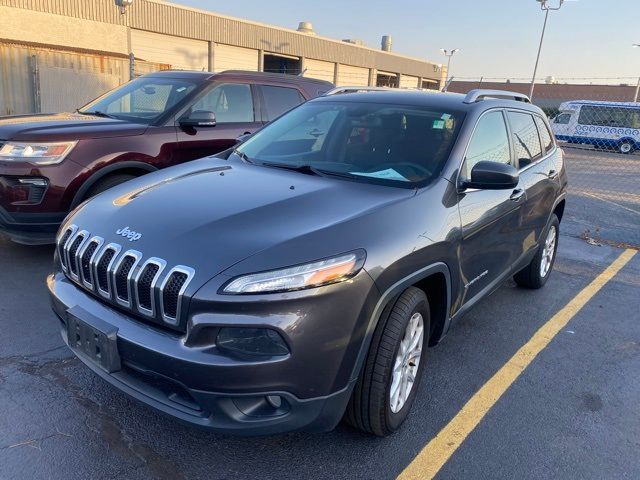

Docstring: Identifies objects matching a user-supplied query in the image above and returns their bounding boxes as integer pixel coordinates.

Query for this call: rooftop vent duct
[343,39,365,46]
[297,22,316,35]
[381,35,392,52]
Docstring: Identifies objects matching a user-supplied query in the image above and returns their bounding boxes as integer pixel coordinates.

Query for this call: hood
[64,158,414,282]
[0,113,147,142]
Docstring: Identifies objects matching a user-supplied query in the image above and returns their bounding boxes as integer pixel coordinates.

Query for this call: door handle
[510,189,525,202]
[547,169,558,179]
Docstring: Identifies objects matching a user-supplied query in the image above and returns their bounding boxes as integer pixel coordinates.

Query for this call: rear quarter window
[261,86,306,121]
[535,116,554,152]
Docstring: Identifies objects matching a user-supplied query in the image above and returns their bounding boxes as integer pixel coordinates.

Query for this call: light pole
[440,49,460,84]
[115,0,135,80]
[634,44,640,102]
[529,0,565,100]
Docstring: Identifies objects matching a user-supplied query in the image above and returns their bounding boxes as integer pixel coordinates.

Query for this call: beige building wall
[303,58,335,83]
[214,44,259,72]
[337,64,370,86]
[131,29,208,70]
[399,75,420,89]
[0,6,127,54]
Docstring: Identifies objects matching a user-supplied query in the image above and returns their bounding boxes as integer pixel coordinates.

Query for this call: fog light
[4,177,48,204]
[216,328,289,356]
[266,395,282,409]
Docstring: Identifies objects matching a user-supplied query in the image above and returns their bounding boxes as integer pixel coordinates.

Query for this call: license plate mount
[66,306,121,373]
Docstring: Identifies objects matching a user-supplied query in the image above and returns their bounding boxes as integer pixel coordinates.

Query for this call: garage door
[304,58,335,83]
[337,64,370,87]
[399,75,419,89]
[131,30,208,71]
[215,44,259,72]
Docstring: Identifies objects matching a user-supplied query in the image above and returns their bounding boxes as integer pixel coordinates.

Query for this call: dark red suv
[0,70,333,244]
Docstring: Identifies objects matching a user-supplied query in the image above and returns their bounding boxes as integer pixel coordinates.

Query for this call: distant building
[449,81,639,113]
[0,0,444,88]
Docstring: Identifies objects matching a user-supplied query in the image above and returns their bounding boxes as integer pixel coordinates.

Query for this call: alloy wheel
[390,312,425,413]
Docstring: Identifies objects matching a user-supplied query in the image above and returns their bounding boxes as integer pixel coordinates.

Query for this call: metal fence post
[634,77,639,103]
[129,52,135,80]
[30,54,41,113]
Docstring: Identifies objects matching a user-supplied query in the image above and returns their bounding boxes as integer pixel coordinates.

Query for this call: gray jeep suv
[48,88,567,436]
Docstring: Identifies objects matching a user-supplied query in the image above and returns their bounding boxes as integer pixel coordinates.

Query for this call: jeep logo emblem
[116,226,142,242]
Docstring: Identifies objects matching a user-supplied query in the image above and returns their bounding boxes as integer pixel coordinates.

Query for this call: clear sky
[168,0,639,83]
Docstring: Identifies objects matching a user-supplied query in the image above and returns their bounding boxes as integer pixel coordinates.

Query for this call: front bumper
[0,206,65,244]
[48,271,376,435]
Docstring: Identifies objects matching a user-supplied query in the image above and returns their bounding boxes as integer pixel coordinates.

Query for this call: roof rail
[324,86,391,96]
[463,89,531,104]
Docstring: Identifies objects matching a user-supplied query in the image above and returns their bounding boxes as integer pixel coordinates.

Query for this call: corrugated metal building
[0,0,445,89]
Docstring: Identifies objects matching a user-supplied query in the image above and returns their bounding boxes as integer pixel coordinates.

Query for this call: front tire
[344,287,430,436]
[514,214,560,289]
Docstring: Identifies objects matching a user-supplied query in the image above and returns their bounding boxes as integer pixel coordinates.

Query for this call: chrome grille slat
[160,266,195,325]
[57,229,195,328]
[66,230,89,281]
[134,257,167,317]
[58,225,77,272]
[95,243,122,299]
[78,236,104,289]
[112,250,142,308]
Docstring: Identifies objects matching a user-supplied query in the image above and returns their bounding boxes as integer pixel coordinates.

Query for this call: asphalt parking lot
[1,150,639,480]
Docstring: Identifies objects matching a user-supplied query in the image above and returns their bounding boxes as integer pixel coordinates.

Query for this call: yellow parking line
[398,249,637,480]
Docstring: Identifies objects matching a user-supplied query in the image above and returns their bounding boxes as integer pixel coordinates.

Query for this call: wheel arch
[350,262,452,382]
[553,198,566,223]
[71,161,158,209]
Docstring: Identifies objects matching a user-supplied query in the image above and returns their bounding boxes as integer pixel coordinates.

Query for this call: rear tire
[344,287,430,436]
[85,173,137,199]
[618,140,634,154]
[514,214,559,289]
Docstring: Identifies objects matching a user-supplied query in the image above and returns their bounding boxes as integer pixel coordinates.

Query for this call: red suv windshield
[78,77,198,124]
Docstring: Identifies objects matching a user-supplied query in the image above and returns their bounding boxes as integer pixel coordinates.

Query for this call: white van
[550,100,640,154]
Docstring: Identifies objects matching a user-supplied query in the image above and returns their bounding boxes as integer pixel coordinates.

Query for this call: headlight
[222,251,366,294]
[0,141,77,165]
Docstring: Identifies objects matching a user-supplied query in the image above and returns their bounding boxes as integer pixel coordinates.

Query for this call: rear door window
[261,86,306,121]
[507,111,543,169]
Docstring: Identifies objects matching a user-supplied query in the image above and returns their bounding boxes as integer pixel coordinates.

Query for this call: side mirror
[235,132,252,145]
[462,161,519,190]
[179,110,216,128]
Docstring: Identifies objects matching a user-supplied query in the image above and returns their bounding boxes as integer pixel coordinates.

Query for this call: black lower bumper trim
[0,207,66,244]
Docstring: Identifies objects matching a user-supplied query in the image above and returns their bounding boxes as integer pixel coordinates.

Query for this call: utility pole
[633,45,640,102]
[529,0,565,100]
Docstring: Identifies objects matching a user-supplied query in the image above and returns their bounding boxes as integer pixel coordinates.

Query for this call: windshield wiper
[234,150,255,164]
[261,162,357,180]
[261,162,325,176]
[76,110,117,119]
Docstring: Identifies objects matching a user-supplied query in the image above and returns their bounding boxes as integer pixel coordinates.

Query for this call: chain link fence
[450,78,640,248]
[0,42,169,116]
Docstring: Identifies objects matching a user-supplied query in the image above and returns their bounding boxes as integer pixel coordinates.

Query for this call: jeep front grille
[57,225,195,329]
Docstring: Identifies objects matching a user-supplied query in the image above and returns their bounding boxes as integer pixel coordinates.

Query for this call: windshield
[236,100,464,187]
[78,76,198,124]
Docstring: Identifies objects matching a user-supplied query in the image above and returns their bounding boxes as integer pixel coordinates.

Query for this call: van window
[261,86,306,121]
[578,105,640,128]
[535,116,554,152]
[507,111,542,169]
[463,111,511,178]
[191,83,254,123]
[554,113,571,125]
